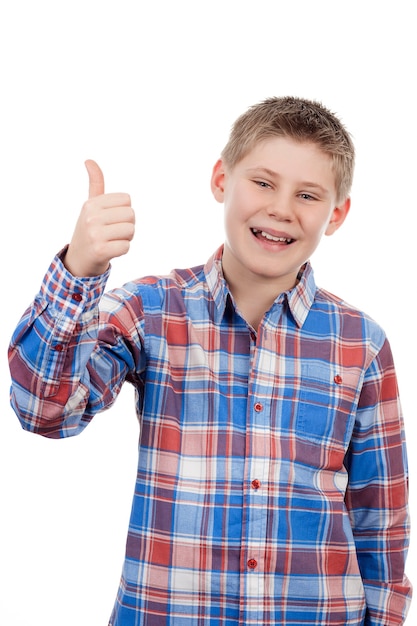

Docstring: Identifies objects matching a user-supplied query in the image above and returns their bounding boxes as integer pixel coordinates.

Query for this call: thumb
[85,159,105,198]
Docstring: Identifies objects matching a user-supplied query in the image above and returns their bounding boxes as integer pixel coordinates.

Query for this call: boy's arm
[344,338,412,625]
[8,161,139,438]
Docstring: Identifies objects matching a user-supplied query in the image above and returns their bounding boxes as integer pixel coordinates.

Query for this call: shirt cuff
[37,246,111,318]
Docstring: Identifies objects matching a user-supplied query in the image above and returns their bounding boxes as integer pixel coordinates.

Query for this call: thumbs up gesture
[64,160,135,276]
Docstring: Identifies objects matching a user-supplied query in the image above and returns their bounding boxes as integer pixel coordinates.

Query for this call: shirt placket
[239,322,275,624]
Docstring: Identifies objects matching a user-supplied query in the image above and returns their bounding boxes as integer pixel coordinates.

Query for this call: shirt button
[52,344,64,352]
[247,558,257,569]
[251,479,261,490]
[72,293,83,302]
[254,402,263,412]
[334,375,343,384]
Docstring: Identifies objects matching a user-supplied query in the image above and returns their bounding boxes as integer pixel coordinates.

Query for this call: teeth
[252,228,292,243]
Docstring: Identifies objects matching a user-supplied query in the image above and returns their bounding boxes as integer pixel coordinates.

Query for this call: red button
[334,375,343,384]
[247,559,257,569]
[52,344,64,352]
[72,293,83,302]
[251,479,261,490]
[254,402,263,412]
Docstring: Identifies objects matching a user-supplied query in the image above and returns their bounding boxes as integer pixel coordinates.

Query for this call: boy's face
[211,137,350,294]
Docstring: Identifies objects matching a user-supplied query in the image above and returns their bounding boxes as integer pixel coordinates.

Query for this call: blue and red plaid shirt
[9,246,412,625]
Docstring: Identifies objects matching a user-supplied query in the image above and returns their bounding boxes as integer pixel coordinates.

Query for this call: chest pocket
[295,362,362,449]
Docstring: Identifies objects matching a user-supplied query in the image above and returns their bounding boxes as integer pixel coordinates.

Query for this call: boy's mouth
[251,228,294,244]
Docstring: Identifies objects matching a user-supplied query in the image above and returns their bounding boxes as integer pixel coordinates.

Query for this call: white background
[1,1,415,624]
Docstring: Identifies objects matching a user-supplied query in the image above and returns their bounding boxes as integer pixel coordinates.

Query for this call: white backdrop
[1,1,415,624]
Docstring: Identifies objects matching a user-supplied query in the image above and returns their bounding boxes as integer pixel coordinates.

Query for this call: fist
[64,160,135,277]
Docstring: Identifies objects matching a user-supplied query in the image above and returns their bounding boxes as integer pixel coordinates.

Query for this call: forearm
[9,250,112,437]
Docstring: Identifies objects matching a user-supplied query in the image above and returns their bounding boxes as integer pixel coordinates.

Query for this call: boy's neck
[223,269,299,331]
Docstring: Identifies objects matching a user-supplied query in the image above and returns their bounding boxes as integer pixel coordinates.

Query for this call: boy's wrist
[62,245,110,278]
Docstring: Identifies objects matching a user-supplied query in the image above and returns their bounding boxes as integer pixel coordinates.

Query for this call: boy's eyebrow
[245,167,330,195]
[246,166,279,178]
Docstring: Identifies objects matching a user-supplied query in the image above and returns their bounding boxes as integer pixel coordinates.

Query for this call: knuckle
[82,198,95,212]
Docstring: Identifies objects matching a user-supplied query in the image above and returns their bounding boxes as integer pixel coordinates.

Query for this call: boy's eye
[254,180,272,189]
[299,193,317,201]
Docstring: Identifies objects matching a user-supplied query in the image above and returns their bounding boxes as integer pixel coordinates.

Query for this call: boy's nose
[267,197,293,221]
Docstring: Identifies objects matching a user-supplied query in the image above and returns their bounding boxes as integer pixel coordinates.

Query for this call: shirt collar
[204,245,317,328]
[286,262,316,328]
[204,246,230,324]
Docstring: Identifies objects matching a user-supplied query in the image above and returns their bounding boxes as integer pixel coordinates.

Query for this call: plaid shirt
[9,246,411,625]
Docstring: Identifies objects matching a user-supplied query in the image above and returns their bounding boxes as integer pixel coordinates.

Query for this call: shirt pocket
[295,361,361,449]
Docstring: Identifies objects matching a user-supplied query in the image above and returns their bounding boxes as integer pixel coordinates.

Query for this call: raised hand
[64,160,135,276]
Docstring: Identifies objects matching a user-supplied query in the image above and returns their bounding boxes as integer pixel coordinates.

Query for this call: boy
[8,97,412,625]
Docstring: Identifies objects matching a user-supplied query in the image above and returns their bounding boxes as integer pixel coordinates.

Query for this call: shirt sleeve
[8,250,144,439]
[344,337,412,625]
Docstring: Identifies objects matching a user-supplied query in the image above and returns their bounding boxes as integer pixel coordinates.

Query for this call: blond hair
[221,96,355,202]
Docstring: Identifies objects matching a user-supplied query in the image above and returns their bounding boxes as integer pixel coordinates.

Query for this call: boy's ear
[325,197,351,236]
[211,159,226,203]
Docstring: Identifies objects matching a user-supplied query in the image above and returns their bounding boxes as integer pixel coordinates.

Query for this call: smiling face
[211,136,350,296]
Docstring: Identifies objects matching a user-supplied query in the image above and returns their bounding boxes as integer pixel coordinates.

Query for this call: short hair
[221,96,355,203]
